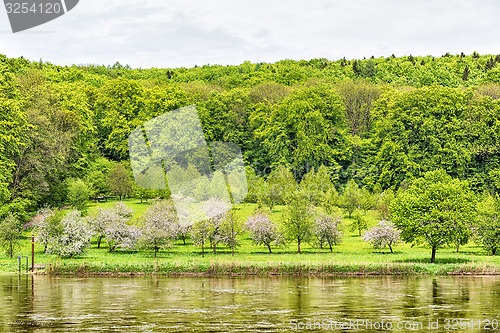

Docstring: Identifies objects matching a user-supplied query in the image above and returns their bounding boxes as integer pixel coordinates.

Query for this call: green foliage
[283,190,314,253]
[339,179,361,218]
[350,210,368,236]
[391,170,477,263]
[475,194,500,255]
[0,213,22,257]
[107,163,132,200]
[264,165,296,211]
[299,165,334,206]
[66,178,90,212]
[3,53,500,225]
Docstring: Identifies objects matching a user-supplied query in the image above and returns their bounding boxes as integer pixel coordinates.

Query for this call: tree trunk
[154,247,158,258]
[267,244,272,254]
[182,236,186,245]
[358,229,361,236]
[97,235,103,249]
[201,243,205,258]
[431,246,437,263]
[213,243,217,254]
[388,243,393,253]
[456,244,460,253]
[493,247,497,256]
[297,237,301,254]
[329,243,333,253]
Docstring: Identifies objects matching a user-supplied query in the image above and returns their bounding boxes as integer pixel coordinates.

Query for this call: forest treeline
[1,52,500,220]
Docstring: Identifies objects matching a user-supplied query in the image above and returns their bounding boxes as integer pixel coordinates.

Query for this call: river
[1,275,499,332]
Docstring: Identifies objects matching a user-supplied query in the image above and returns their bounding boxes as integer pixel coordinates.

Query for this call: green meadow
[3,199,499,276]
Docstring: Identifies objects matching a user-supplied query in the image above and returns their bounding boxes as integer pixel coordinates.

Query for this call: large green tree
[391,170,477,263]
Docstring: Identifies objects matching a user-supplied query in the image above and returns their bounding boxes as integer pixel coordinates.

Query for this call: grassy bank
[3,200,500,276]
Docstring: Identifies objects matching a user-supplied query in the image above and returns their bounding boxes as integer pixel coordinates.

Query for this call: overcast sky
[1,0,499,69]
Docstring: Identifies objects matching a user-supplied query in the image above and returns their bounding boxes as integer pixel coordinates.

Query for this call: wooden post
[31,235,34,271]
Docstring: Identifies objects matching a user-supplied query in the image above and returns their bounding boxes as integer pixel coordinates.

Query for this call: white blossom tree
[112,201,134,219]
[35,207,64,253]
[86,202,135,249]
[204,197,231,254]
[104,217,141,253]
[190,197,231,256]
[314,213,342,253]
[46,210,92,258]
[175,224,192,245]
[245,212,284,253]
[362,220,402,253]
[139,200,178,257]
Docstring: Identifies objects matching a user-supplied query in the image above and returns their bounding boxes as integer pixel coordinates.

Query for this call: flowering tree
[362,220,402,253]
[86,202,135,248]
[139,200,178,257]
[204,197,231,254]
[46,210,92,258]
[190,197,231,256]
[314,213,342,253]
[86,208,115,248]
[175,224,192,245]
[35,208,64,253]
[246,212,283,253]
[104,217,141,253]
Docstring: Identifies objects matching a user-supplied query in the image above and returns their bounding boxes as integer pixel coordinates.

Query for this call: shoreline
[25,261,500,277]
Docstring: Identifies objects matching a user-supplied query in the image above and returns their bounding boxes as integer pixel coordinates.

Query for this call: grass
[4,199,500,276]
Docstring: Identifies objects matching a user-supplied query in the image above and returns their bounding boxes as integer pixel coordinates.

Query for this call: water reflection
[0,275,499,332]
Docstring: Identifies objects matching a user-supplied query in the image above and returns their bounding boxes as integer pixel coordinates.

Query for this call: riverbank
[22,248,499,276]
[39,260,500,276]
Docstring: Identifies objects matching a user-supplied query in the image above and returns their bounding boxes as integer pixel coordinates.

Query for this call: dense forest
[2,52,500,222]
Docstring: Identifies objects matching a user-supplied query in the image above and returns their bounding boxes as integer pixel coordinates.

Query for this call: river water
[1,275,499,332]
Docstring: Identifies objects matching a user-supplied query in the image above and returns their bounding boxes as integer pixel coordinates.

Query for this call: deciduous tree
[391,170,477,263]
